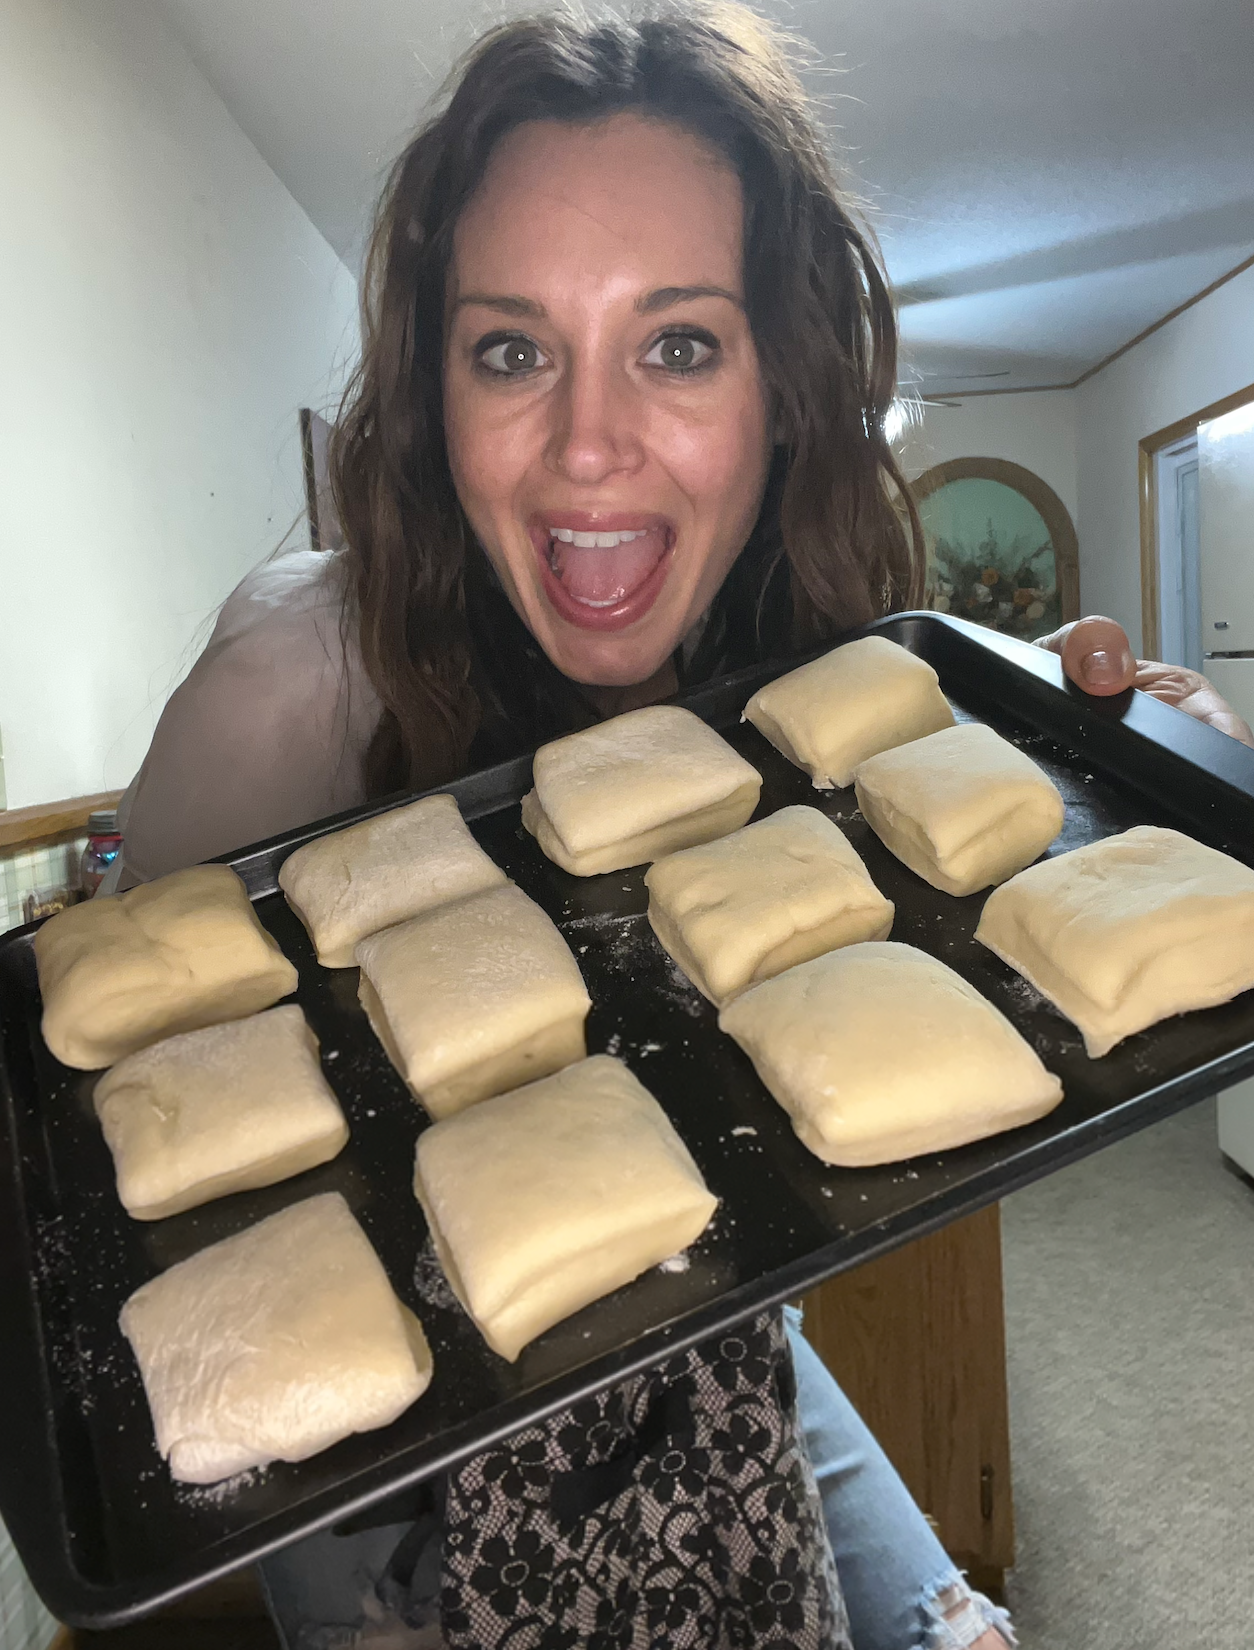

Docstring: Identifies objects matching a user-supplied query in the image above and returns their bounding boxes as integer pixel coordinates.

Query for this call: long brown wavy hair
[331,3,925,796]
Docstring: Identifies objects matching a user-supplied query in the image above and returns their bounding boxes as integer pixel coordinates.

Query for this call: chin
[540,619,682,689]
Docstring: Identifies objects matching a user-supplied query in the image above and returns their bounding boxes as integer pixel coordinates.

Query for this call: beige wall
[1074,265,1254,652]
[0,0,359,810]
[898,390,1079,527]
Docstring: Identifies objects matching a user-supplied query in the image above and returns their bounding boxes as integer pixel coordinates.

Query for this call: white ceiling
[153,0,1254,397]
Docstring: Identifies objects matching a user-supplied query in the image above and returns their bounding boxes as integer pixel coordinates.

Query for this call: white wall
[0,0,359,809]
[897,390,1079,525]
[1075,264,1254,652]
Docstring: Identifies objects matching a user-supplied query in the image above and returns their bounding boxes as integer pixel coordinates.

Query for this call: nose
[543,352,645,486]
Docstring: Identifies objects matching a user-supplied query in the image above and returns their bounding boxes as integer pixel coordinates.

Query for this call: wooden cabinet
[801,1202,1014,1590]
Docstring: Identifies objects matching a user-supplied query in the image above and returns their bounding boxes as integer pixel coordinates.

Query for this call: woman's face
[443,113,773,688]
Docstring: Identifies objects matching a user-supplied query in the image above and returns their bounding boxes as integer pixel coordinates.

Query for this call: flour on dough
[521,705,761,876]
[93,1005,348,1220]
[413,1054,717,1361]
[35,864,298,1070]
[279,793,506,967]
[355,882,590,1116]
[120,1191,432,1484]
[644,804,893,1005]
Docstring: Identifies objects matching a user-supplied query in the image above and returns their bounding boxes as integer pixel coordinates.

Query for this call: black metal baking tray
[6,611,1254,1627]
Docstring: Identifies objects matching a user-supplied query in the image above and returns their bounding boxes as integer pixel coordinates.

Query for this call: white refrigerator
[1198,402,1254,1176]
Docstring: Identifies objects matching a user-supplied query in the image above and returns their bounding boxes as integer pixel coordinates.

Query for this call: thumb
[1038,617,1137,697]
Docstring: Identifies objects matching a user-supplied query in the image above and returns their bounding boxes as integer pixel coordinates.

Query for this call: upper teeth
[550,528,648,548]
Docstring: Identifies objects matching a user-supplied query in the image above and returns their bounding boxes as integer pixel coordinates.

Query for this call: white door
[1155,436,1202,669]
[1199,401,1254,652]
[1198,399,1254,1173]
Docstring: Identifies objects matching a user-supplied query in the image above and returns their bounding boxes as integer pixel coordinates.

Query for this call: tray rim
[5,609,1254,1625]
[212,611,1254,897]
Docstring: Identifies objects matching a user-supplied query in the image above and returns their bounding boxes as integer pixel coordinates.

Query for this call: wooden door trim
[1138,379,1254,658]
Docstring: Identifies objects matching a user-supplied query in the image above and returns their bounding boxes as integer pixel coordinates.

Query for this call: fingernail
[1081,648,1133,687]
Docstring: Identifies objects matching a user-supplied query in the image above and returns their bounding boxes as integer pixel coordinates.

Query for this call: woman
[113,7,1247,1649]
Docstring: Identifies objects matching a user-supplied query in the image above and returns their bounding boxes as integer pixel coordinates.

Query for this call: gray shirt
[116,550,381,885]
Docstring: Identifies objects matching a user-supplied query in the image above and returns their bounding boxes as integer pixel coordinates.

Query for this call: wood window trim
[909,455,1081,624]
[1137,379,1254,660]
[0,791,125,853]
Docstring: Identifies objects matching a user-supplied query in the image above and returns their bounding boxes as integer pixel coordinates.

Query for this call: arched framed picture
[910,457,1080,642]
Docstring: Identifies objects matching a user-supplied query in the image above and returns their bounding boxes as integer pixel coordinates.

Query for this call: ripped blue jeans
[784,1306,1015,1649]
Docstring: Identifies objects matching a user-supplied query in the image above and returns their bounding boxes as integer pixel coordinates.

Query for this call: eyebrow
[636,285,742,314]
[453,293,545,318]
[452,284,742,319]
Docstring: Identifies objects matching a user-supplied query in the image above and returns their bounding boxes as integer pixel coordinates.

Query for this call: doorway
[1138,379,1254,660]
[1153,434,1201,671]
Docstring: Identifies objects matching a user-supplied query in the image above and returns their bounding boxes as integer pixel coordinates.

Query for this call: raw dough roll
[413,1054,717,1361]
[120,1192,432,1484]
[719,941,1063,1166]
[34,864,298,1070]
[644,805,894,1006]
[853,722,1065,897]
[93,1005,349,1220]
[975,825,1254,1057]
[743,635,954,790]
[355,883,591,1117]
[521,705,762,876]
[278,793,507,967]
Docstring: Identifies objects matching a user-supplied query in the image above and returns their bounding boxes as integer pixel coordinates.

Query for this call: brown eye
[644,331,717,374]
[478,335,547,374]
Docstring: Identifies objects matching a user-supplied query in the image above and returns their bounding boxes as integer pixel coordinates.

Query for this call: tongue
[551,534,665,606]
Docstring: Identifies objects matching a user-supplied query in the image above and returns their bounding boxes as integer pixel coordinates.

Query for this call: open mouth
[529,518,674,630]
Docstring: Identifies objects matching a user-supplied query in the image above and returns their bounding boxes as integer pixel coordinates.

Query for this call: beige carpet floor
[1000,1098,1254,1649]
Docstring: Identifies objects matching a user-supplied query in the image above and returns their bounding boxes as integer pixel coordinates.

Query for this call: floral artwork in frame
[910,457,1080,642]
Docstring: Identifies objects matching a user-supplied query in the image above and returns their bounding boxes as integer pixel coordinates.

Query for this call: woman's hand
[1036,616,1254,747]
